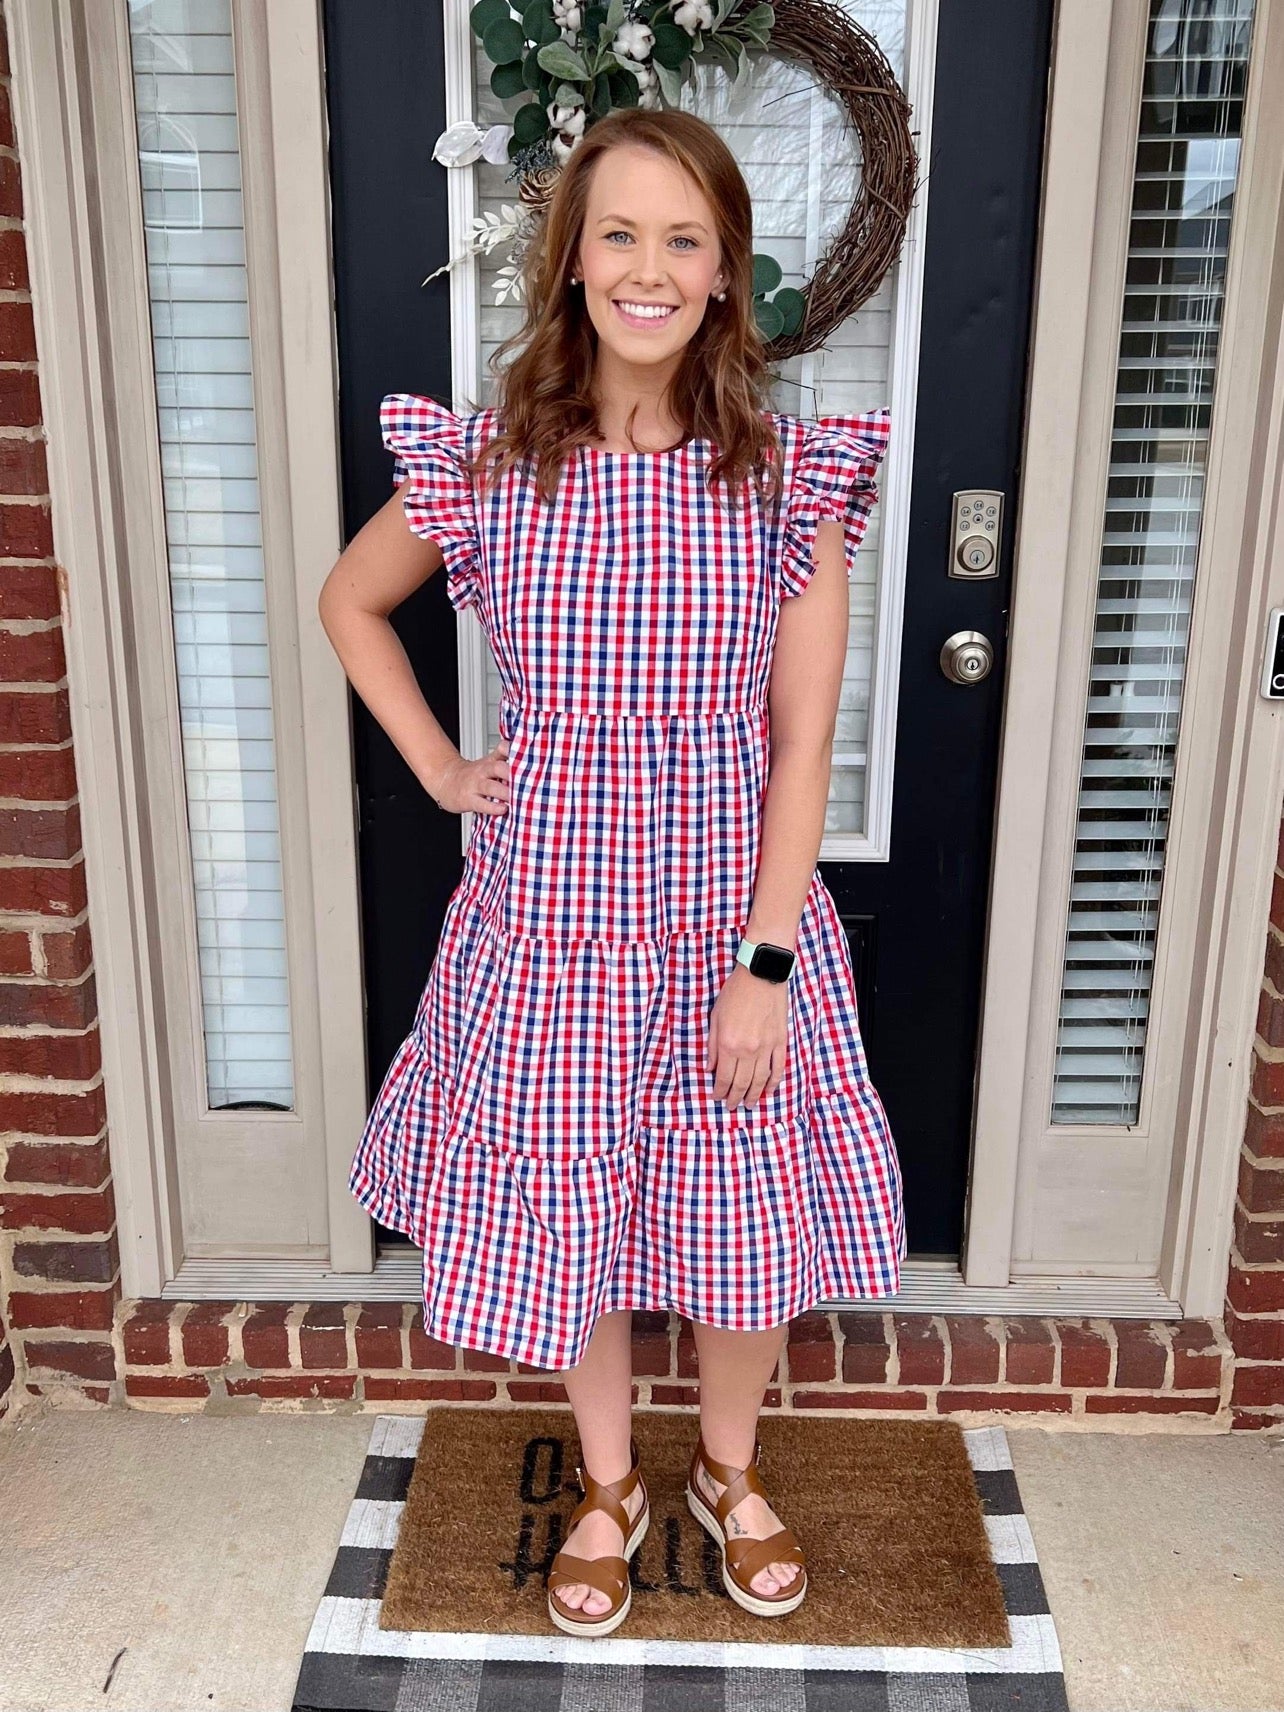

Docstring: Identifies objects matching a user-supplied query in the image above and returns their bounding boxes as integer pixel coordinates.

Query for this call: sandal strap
[694,1433,762,1488]
[570,1434,642,1540]
[694,1434,766,1526]
[725,1527,805,1586]
[547,1551,627,1603]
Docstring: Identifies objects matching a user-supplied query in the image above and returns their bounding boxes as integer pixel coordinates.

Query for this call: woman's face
[574,143,727,369]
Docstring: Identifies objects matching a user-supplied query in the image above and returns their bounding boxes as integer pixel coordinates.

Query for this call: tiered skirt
[349,868,906,1371]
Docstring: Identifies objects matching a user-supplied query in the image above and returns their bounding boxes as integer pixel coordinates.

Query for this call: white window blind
[1051,0,1256,1125]
[127,0,295,1111]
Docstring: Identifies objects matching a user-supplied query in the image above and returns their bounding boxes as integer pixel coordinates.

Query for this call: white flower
[674,0,714,33]
[432,119,513,167]
[634,63,662,109]
[612,19,654,61]
[553,0,582,30]
[551,129,584,163]
[547,100,587,136]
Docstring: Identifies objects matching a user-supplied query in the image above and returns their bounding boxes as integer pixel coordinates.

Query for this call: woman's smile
[612,297,680,329]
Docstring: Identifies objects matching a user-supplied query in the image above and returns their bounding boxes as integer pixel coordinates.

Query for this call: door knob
[940,630,993,684]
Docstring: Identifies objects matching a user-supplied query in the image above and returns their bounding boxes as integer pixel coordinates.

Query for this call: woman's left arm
[706,517,848,1109]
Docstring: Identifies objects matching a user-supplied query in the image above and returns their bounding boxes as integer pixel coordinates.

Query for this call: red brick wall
[0,1,122,1411]
[1224,818,1284,1429]
[0,0,1279,1429]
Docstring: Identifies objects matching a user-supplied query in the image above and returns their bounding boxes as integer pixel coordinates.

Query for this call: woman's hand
[708,963,789,1109]
[426,736,511,815]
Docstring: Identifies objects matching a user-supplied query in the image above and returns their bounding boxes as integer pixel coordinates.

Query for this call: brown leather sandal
[686,1431,808,1616]
[546,1433,650,1636]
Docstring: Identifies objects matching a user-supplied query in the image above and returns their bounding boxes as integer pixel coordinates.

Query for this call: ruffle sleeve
[778,409,891,599]
[379,393,483,615]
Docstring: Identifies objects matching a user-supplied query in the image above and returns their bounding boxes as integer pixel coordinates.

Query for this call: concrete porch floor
[0,1406,1281,1712]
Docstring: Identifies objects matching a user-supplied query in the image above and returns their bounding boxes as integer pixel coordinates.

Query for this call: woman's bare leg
[551,1307,645,1615]
[690,1319,800,1596]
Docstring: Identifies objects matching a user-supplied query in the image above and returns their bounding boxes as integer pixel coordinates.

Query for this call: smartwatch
[735,936,796,984]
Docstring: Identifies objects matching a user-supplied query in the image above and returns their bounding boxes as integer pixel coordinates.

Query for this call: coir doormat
[293,1411,1068,1712]
[383,1408,1005,1644]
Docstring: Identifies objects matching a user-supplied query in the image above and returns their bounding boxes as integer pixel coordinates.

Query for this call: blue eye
[604,231,698,250]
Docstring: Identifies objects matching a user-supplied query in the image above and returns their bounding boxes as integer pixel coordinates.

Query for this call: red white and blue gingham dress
[348,394,907,1370]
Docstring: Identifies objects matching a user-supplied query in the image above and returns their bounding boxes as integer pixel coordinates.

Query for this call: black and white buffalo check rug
[292,1414,1068,1712]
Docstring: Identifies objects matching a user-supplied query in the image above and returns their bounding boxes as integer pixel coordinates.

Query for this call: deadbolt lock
[950,489,1004,579]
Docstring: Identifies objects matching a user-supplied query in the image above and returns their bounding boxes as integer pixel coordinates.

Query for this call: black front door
[323,0,1053,1263]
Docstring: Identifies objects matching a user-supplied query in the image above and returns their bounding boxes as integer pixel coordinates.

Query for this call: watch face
[751,942,795,982]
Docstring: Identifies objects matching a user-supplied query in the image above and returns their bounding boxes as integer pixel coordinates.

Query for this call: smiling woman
[464,107,772,487]
[572,146,732,447]
[318,105,902,1637]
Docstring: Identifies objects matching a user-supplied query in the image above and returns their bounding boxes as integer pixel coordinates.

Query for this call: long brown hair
[464,107,783,509]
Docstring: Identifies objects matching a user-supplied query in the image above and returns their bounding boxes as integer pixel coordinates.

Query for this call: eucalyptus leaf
[650,21,693,69]
[607,67,640,106]
[492,59,528,99]
[537,39,590,78]
[470,0,511,38]
[483,16,527,65]
[713,0,739,24]
[521,0,560,44]
[752,251,783,294]
[773,286,805,336]
[604,0,628,30]
[523,53,546,90]
[512,99,550,144]
[753,297,785,339]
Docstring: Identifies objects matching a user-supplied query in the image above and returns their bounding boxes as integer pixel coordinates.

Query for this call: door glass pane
[469,0,910,841]
[127,0,295,1111]
[1050,0,1256,1125]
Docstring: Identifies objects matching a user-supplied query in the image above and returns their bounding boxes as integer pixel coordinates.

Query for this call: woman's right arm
[317,487,509,817]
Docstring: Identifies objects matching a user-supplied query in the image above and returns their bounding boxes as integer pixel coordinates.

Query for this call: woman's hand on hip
[426,736,510,815]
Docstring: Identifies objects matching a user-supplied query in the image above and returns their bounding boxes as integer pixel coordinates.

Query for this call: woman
[319,106,905,1638]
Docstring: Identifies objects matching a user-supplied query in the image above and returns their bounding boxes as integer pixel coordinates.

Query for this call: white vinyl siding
[127,0,294,1111]
[1050,0,1256,1124]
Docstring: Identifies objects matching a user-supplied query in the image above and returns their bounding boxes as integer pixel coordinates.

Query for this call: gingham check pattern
[291,1417,1068,1712]
[348,396,905,1370]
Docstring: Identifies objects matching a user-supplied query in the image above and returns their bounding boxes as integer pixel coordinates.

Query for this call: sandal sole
[547,1500,651,1636]
[685,1482,808,1616]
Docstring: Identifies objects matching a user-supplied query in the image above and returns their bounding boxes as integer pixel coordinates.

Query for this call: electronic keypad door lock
[950,489,1004,579]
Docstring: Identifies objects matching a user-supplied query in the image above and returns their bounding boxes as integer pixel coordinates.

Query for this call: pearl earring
[715,290,726,301]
